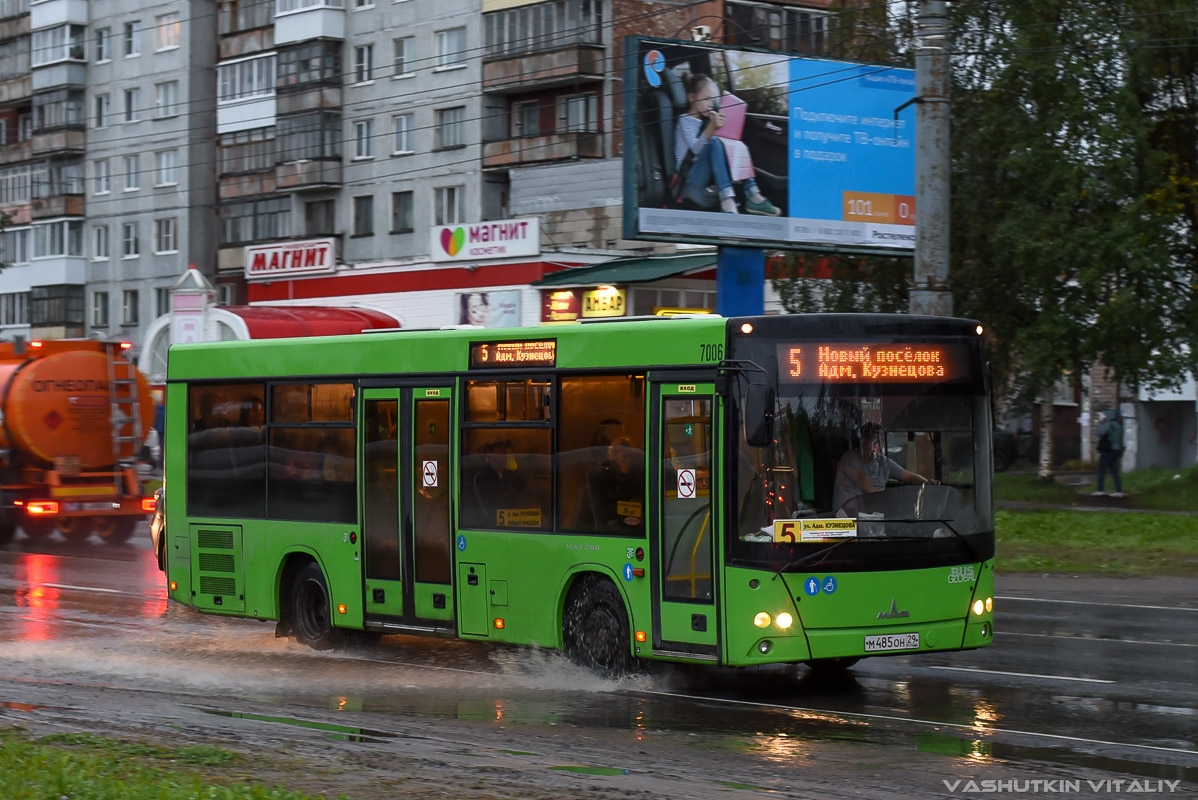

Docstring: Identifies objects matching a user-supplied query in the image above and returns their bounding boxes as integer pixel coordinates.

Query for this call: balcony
[220,27,274,61]
[275,4,344,45]
[482,131,603,170]
[219,170,277,201]
[276,159,341,191]
[276,85,341,116]
[30,191,83,219]
[0,140,31,166]
[0,74,30,104]
[482,43,604,94]
[31,128,85,156]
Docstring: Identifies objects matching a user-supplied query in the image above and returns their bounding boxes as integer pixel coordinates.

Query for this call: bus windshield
[730,334,994,571]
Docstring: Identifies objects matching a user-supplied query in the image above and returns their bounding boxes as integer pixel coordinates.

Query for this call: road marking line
[927,665,1113,683]
[1000,631,1198,648]
[997,595,1197,612]
[639,690,1196,755]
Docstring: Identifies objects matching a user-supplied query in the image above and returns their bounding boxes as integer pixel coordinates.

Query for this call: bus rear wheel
[290,562,345,651]
[95,516,138,545]
[563,577,634,678]
[57,517,94,543]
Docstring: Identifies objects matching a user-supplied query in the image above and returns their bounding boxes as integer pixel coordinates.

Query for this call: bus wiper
[771,538,855,580]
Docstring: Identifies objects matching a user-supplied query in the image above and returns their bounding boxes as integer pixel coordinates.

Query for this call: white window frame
[94,27,110,63]
[353,119,374,159]
[352,194,373,236]
[121,222,139,257]
[217,53,277,104]
[435,106,465,149]
[435,27,466,69]
[93,158,110,194]
[155,150,177,186]
[390,190,413,233]
[154,217,178,253]
[31,25,86,67]
[93,93,110,128]
[155,13,181,51]
[392,113,413,154]
[154,81,179,118]
[123,21,140,58]
[31,219,84,259]
[392,37,413,78]
[275,0,346,14]
[121,289,139,325]
[92,291,109,326]
[92,225,109,261]
[123,154,140,191]
[353,44,373,83]
[433,185,462,226]
[123,87,140,123]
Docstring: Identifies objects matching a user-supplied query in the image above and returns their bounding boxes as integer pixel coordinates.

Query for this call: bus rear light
[142,497,157,512]
[494,618,505,629]
[27,501,58,515]
[337,604,347,615]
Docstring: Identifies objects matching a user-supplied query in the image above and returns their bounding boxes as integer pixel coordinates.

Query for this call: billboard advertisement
[624,38,916,253]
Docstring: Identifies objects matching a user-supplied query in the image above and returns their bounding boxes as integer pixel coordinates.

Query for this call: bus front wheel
[804,657,860,675]
[563,577,634,678]
[290,562,345,651]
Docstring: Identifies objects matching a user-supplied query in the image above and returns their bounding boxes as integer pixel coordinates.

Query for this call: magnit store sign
[245,238,336,280]
[431,218,540,262]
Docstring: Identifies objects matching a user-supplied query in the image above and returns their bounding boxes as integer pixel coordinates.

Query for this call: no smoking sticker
[677,468,697,499]
[421,460,438,487]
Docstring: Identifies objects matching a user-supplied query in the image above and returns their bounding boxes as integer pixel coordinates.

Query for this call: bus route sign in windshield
[470,340,557,368]
[777,342,968,383]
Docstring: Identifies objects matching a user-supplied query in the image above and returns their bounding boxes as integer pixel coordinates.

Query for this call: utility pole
[910,0,953,316]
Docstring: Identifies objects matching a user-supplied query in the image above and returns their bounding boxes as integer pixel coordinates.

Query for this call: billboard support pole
[910,0,953,317]
[716,246,765,316]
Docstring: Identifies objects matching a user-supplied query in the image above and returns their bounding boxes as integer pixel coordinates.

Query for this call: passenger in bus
[832,422,938,513]
[588,437,645,531]
[472,439,524,524]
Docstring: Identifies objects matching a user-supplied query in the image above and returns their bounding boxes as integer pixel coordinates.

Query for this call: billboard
[624,37,916,253]
[456,290,521,327]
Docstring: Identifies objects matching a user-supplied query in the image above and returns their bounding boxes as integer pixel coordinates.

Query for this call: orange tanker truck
[0,338,156,545]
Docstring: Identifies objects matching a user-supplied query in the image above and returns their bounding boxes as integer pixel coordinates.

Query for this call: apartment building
[0,0,31,340]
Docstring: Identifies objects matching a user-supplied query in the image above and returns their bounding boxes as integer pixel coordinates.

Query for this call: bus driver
[832,422,938,513]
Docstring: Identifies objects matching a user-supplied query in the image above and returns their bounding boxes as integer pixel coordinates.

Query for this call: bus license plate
[864,632,920,652]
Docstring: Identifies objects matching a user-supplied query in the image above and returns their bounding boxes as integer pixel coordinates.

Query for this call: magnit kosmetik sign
[431,218,540,262]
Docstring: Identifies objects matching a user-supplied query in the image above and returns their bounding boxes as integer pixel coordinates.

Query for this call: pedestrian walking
[1093,408,1124,496]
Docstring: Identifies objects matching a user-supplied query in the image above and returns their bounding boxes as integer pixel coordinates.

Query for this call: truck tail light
[28,501,59,515]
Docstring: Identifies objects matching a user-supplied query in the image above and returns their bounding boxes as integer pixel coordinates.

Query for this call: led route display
[470,340,557,368]
[777,342,968,383]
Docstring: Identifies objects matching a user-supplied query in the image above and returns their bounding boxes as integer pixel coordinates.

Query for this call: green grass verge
[0,730,354,800]
[995,465,1198,511]
[997,510,1198,575]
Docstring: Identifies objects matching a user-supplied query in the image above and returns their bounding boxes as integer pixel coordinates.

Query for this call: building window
[353,119,373,159]
[512,100,539,137]
[122,289,139,325]
[31,285,85,326]
[392,114,413,153]
[277,111,340,160]
[0,292,30,326]
[92,225,109,260]
[216,284,235,306]
[124,155,140,190]
[219,0,274,35]
[155,150,178,185]
[93,93,110,128]
[154,218,178,253]
[32,220,85,258]
[276,40,340,88]
[0,228,30,265]
[436,27,466,68]
[31,161,84,199]
[558,92,598,133]
[123,87,140,123]
[92,291,109,327]
[219,128,277,174]
[0,167,30,206]
[434,185,462,226]
[219,197,290,244]
[354,0,373,8]
[155,81,179,117]
[392,37,412,76]
[93,159,110,194]
[304,199,335,236]
[33,90,86,132]
[353,44,373,83]
[122,222,139,257]
[123,21,139,57]
[155,13,181,51]
[155,287,170,317]
[277,0,347,12]
[94,28,110,62]
[218,54,277,103]
[726,2,828,55]
[484,0,602,57]
[352,195,373,236]
[31,25,86,67]
[390,191,412,233]
[435,106,465,149]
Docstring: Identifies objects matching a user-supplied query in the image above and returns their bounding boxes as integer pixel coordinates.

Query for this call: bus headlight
[753,612,771,628]
[972,599,985,616]
[775,612,793,629]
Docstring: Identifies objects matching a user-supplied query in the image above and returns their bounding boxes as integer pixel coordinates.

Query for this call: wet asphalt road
[0,526,1194,798]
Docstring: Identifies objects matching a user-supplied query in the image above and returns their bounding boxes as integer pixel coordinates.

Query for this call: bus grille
[197,529,235,549]
[200,576,237,596]
[199,553,235,573]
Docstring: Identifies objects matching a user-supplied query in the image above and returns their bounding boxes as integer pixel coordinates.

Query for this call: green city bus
[161,313,995,674]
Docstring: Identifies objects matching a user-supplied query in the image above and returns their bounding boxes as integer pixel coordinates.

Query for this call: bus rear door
[650,381,720,661]
[361,386,456,634]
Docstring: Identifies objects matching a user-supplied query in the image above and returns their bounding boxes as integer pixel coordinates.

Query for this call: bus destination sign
[778,342,966,383]
[470,340,557,368]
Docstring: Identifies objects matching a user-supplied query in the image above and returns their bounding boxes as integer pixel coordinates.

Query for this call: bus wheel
[21,518,54,540]
[804,657,860,675]
[57,517,94,543]
[95,516,138,545]
[290,562,345,651]
[563,577,633,677]
[0,524,14,545]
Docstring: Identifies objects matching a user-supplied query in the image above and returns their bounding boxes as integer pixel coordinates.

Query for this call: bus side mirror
[743,384,775,448]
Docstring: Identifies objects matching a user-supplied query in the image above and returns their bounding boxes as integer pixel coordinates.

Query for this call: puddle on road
[197,707,401,745]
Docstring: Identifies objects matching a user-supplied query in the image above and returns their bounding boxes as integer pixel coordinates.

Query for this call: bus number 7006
[699,344,723,362]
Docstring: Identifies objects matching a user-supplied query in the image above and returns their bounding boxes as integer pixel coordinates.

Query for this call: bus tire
[21,518,54,540]
[289,562,345,651]
[95,516,138,545]
[57,516,94,543]
[804,657,860,675]
[563,576,634,677]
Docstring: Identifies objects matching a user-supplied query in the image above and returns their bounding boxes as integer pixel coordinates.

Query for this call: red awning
[224,306,400,339]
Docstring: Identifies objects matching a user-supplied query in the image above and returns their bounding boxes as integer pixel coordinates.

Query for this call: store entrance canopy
[531,253,717,287]
[224,306,400,338]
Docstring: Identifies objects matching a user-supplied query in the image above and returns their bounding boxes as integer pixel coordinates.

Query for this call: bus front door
[650,383,720,661]
[361,386,455,634]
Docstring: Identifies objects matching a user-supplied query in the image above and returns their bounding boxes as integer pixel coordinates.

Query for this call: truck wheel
[563,577,634,677]
[0,525,13,545]
[289,562,345,651]
[22,518,55,540]
[95,517,138,544]
[57,517,94,543]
